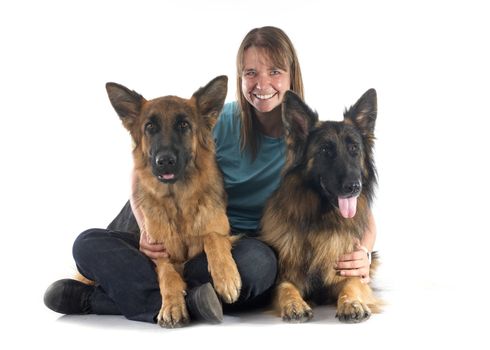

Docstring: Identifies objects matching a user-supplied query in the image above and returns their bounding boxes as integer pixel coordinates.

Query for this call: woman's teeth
[254,92,276,100]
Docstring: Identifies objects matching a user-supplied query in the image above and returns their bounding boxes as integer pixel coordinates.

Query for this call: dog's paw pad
[281,301,313,323]
[157,304,190,328]
[213,266,242,304]
[336,300,371,323]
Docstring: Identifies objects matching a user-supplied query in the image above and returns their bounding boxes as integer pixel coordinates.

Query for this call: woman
[44,26,376,324]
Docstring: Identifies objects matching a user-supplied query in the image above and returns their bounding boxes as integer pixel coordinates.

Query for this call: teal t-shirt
[213,102,286,232]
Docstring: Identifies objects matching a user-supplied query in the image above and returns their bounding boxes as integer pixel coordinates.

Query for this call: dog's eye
[348,143,359,155]
[178,121,190,130]
[145,122,155,132]
[320,143,335,157]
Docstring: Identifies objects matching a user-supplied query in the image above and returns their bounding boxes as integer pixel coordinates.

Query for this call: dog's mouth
[151,151,182,184]
[337,196,359,219]
[158,173,175,180]
[157,172,177,184]
[320,177,359,219]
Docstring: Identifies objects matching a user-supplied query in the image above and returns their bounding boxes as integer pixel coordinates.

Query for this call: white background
[1,0,489,348]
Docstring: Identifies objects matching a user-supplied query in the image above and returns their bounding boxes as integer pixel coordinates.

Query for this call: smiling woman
[235,26,304,157]
[241,46,291,115]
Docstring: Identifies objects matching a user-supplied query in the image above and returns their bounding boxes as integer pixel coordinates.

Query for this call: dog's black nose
[156,152,177,167]
[342,181,361,196]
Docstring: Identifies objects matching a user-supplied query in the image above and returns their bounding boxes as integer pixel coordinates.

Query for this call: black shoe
[185,283,223,324]
[44,279,93,315]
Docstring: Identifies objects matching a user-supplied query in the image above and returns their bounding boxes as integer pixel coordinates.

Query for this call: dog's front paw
[336,300,371,323]
[281,299,313,323]
[212,263,242,304]
[157,296,190,328]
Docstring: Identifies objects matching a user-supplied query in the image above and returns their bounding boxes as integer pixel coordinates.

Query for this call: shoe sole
[195,283,223,323]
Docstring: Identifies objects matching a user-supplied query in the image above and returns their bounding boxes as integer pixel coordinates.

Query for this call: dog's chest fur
[137,170,226,264]
[262,182,370,295]
[276,223,358,290]
[142,194,203,262]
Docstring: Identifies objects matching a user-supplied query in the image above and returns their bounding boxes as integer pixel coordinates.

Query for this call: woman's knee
[72,228,111,262]
[233,238,277,297]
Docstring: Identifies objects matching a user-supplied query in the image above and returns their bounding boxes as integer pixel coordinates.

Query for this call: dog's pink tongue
[338,196,358,218]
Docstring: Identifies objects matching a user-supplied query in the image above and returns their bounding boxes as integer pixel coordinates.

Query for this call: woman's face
[241,47,291,114]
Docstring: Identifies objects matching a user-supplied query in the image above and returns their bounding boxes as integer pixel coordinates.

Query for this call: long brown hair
[236,26,304,158]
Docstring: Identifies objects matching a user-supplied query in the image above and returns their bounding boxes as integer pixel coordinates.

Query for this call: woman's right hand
[139,229,169,262]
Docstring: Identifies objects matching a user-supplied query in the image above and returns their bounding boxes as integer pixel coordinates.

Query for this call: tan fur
[261,172,381,322]
[73,271,94,286]
[104,76,241,328]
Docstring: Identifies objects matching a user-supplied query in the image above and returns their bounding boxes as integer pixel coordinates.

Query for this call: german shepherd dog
[104,76,241,328]
[260,89,380,323]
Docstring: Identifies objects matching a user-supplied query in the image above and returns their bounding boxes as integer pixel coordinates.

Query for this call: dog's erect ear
[282,91,318,168]
[282,90,318,142]
[192,75,228,128]
[344,89,377,136]
[106,82,145,131]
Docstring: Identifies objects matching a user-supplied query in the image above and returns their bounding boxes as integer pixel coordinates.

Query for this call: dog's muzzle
[153,151,178,183]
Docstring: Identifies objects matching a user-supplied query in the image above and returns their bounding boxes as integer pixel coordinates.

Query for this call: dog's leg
[154,259,189,328]
[335,277,376,323]
[276,281,313,322]
[203,232,241,303]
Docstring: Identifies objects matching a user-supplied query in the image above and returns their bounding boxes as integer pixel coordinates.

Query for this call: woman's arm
[335,210,377,283]
[360,210,376,251]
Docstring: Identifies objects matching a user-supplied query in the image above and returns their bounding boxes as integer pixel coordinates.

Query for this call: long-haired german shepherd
[104,76,241,328]
[260,89,380,323]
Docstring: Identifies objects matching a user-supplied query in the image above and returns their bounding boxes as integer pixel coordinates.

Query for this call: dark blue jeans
[72,227,277,323]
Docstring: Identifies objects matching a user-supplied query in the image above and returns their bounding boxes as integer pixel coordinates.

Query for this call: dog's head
[106,76,227,184]
[282,89,377,218]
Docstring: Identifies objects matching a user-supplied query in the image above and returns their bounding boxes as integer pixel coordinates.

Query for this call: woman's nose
[256,73,270,89]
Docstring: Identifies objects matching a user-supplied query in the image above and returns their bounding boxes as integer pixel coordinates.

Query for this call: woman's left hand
[334,244,371,284]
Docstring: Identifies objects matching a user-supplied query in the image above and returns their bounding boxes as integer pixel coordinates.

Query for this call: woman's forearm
[360,210,376,252]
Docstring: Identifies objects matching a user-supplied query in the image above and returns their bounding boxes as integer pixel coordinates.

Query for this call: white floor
[12,275,487,350]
